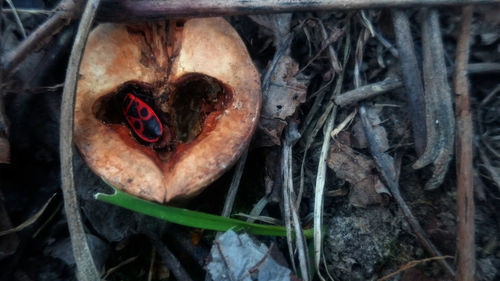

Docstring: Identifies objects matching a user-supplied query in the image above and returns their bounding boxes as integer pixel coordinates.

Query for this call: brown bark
[454,6,476,281]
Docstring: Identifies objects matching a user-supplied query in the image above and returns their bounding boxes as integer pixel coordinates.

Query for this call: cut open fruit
[74,18,261,203]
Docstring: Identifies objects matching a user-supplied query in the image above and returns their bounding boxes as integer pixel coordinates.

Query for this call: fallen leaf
[258,56,308,146]
[328,132,390,207]
[262,56,308,120]
[207,230,294,281]
[250,14,309,146]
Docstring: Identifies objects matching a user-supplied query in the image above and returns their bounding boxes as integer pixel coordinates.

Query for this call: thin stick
[0,0,6,139]
[102,256,138,280]
[147,248,155,281]
[217,147,249,240]
[2,8,53,15]
[0,193,56,237]
[96,0,499,22]
[282,125,297,274]
[0,0,7,138]
[453,6,475,281]
[220,148,248,218]
[147,234,193,281]
[5,0,27,38]
[468,62,500,74]
[328,62,500,108]
[318,20,342,73]
[377,256,453,281]
[59,0,100,280]
[334,76,403,107]
[1,0,82,77]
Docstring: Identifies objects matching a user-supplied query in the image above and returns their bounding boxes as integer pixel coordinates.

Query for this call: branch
[334,76,403,107]
[453,6,476,281]
[59,0,101,280]
[147,233,194,281]
[96,0,499,22]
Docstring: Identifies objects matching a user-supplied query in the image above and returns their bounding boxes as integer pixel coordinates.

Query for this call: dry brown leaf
[250,14,308,146]
[259,56,308,146]
[263,56,308,120]
[327,132,390,208]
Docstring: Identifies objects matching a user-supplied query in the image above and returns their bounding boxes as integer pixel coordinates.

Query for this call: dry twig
[377,256,453,281]
[335,76,403,107]
[5,0,27,38]
[468,62,500,74]
[96,0,499,22]
[220,148,248,218]
[59,0,100,280]
[453,6,476,281]
[147,234,193,281]
[102,256,138,280]
[0,193,56,237]
[333,61,499,108]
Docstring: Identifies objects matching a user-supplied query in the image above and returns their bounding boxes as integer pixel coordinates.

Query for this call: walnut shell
[75,18,261,202]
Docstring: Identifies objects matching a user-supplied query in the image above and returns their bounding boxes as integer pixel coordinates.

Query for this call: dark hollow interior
[92,74,231,148]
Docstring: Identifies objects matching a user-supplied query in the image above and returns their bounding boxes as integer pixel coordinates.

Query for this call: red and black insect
[122,93,163,143]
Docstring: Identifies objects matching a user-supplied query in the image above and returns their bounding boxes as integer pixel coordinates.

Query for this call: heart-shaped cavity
[74,18,261,202]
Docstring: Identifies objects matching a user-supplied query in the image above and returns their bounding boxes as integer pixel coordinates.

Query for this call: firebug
[122,93,163,143]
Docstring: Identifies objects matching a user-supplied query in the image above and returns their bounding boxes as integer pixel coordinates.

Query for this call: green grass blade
[95,187,314,238]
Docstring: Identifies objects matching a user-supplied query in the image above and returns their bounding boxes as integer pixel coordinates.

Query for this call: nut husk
[75,18,261,202]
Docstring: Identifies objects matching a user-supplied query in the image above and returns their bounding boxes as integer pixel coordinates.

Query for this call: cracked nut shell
[74,18,261,203]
